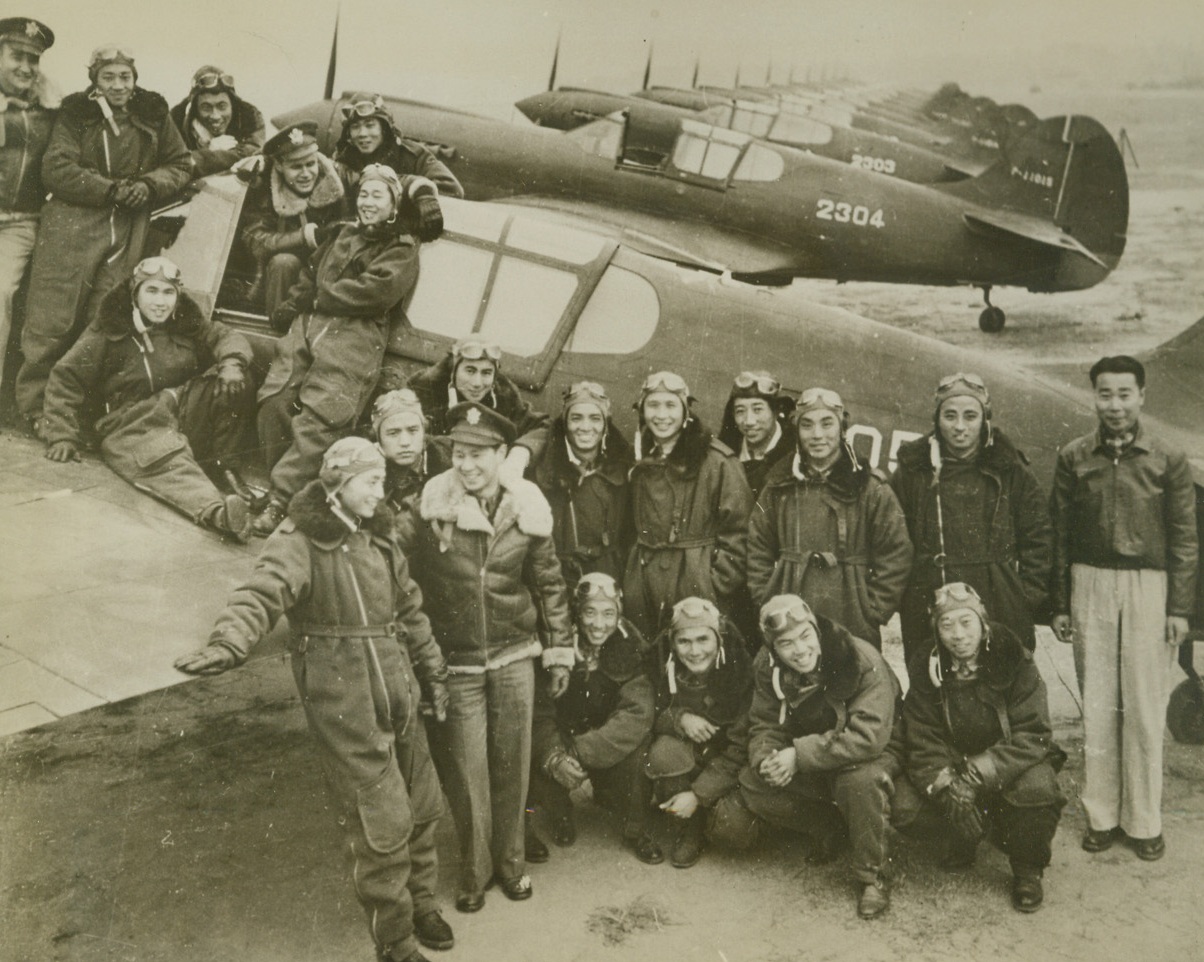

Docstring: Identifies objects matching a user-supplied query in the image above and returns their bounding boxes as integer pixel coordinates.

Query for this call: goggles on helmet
[91,45,135,64]
[733,371,781,395]
[453,339,503,362]
[798,387,843,410]
[563,381,608,404]
[575,573,621,604]
[132,256,183,284]
[672,597,720,621]
[932,581,984,608]
[342,96,387,120]
[641,371,690,395]
[937,372,987,391]
[759,596,815,635]
[192,71,235,93]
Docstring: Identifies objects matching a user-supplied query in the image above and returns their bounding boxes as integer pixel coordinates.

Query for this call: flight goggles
[670,597,721,633]
[640,371,690,396]
[90,45,135,66]
[932,581,983,607]
[798,387,843,410]
[563,381,608,404]
[342,96,388,120]
[192,71,235,93]
[453,338,503,362]
[131,256,183,287]
[575,572,621,604]
[733,371,782,395]
[938,372,987,391]
[759,596,816,636]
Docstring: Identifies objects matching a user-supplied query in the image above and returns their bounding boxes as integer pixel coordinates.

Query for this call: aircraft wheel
[978,306,1006,333]
[1168,678,1204,744]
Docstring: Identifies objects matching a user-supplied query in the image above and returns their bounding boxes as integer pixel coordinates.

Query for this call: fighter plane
[515,85,976,184]
[274,91,1129,331]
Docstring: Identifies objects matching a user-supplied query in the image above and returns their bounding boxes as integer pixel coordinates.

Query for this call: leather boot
[670,811,706,868]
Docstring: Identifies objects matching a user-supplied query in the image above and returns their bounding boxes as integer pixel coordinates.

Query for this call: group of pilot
[4,19,1196,962]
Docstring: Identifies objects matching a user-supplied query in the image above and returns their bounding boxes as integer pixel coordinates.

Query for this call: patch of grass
[587,894,674,946]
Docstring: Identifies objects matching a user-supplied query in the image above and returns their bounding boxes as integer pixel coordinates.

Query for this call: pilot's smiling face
[280,154,319,196]
[135,280,178,325]
[643,392,685,443]
[796,410,842,470]
[357,179,396,226]
[349,117,384,155]
[196,92,233,137]
[0,42,39,97]
[96,64,134,109]
[455,360,496,403]
[338,467,386,520]
[1093,372,1144,434]
[733,398,775,448]
[565,403,605,458]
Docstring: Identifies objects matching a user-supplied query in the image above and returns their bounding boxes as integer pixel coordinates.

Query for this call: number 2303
[816,199,885,228]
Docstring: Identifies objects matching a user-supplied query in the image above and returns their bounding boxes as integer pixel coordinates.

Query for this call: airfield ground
[2,85,1204,962]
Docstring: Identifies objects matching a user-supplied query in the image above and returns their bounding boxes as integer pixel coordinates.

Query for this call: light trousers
[1070,564,1176,839]
[0,217,37,395]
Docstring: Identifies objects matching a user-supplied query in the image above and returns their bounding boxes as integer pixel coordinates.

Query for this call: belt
[638,536,716,551]
[295,621,400,651]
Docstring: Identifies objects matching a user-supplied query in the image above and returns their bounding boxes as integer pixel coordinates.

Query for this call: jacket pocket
[356,761,413,855]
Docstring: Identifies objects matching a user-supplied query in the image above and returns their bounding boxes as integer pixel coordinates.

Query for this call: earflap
[928,647,943,689]
[666,653,678,695]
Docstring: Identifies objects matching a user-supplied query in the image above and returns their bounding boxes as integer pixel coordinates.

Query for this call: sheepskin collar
[94,283,206,340]
[895,427,1028,476]
[420,468,553,538]
[269,152,344,217]
[60,87,169,127]
[4,73,59,110]
[535,416,633,489]
[286,479,397,549]
[763,444,870,499]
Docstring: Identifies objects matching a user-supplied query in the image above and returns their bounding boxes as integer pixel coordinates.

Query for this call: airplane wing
[963,209,1108,268]
[496,195,802,280]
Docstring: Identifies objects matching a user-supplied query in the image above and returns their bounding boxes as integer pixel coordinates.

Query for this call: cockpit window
[732,143,785,182]
[564,265,659,354]
[730,100,777,139]
[566,114,623,161]
[505,216,609,265]
[441,197,507,241]
[769,113,834,146]
[477,258,579,356]
[672,119,749,181]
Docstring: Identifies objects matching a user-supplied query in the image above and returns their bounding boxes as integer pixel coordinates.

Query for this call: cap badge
[288,127,305,145]
[466,408,481,425]
[25,21,40,37]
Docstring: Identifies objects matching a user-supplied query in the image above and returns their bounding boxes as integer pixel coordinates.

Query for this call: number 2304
[816,199,885,228]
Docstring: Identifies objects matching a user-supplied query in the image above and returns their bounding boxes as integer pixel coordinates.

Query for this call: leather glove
[270,304,299,334]
[411,193,443,241]
[941,775,985,842]
[547,665,571,699]
[231,153,265,179]
[546,748,587,790]
[174,644,238,676]
[215,358,246,398]
[46,439,81,462]
[422,681,449,722]
[313,221,342,247]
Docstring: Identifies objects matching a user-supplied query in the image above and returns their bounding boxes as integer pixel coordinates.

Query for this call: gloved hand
[46,439,81,462]
[215,358,246,398]
[941,775,985,842]
[115,179,151,209]
[421,680,449,722]
[547,665,571,699]
[411,193,443,241]
[546,748,587,790]
[270,304,299,334]
[174,644,238,676]
[209,134,238,152]
[313,221,343,247]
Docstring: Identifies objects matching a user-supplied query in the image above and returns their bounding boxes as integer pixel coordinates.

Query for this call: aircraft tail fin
[945,114,1129,274]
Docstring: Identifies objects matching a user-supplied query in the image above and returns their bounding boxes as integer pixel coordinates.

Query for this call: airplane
[515,85,977,184]
[273,91,1129,332]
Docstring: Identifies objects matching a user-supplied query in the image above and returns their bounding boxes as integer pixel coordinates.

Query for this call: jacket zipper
[133,336,154,393]
[343,542,404,733]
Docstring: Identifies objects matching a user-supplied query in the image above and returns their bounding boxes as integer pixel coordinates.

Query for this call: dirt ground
[4,86,1204,962]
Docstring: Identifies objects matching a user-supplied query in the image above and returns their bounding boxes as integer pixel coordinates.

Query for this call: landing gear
[978,287,1005,333]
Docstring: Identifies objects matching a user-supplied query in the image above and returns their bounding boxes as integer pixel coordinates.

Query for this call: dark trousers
[529,736,651,841]
[892,770,1062,873]
[738,757,894,884]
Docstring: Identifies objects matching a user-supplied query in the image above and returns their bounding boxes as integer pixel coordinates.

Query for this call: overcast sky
[17,0,1204,125]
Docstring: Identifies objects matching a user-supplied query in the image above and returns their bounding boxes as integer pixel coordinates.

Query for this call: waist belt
[638,536,716,551]
[779,549,868,568]
[296,621,399,640]
[917,553,1014,568]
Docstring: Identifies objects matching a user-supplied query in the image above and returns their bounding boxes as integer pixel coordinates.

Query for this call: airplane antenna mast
[323,4,340,100]
[642,42,654,91]
[734,64,741,89]
[691,57,700,89]
[547,29,561,92]
[765,61,773,86]
[1118,127,1140,168]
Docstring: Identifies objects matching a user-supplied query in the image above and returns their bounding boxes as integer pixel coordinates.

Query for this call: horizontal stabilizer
[963,210,1107,268]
